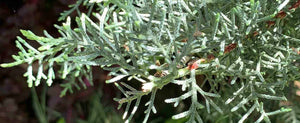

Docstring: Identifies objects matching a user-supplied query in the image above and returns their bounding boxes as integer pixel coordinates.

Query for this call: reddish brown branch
[268,0,300,26]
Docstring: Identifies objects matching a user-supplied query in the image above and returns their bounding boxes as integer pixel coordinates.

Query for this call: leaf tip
[0,63,10,68]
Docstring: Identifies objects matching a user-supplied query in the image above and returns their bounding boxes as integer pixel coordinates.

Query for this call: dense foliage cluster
[2,0,300,122]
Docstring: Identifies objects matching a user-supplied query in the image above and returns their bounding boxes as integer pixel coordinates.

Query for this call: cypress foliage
[1,0,300,122]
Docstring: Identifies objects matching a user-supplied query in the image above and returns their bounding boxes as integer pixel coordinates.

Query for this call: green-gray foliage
[2,0,300,122]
